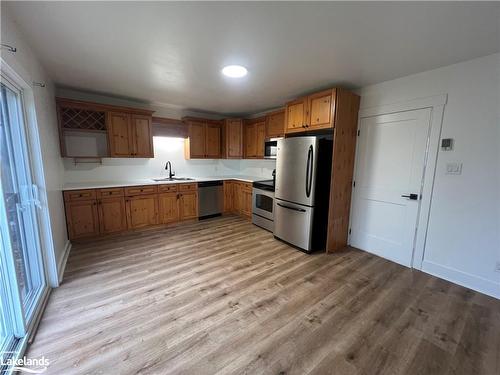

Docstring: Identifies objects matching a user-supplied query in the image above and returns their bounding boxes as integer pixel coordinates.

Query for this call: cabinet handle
[93,201,97,206]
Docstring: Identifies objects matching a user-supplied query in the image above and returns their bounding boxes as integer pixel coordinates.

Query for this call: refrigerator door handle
[277,202,306,212]
[305,145,313,197]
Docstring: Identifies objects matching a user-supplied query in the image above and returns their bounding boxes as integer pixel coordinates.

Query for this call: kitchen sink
[152,177,195,182]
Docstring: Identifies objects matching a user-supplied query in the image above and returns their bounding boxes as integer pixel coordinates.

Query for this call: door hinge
[353,181,356,187]
[349,228,352,235]
[357,130,360,136]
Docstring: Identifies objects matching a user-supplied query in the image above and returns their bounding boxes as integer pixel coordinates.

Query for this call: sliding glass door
[0,72,48,359]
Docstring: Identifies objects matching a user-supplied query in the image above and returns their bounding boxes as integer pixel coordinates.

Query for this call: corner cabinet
[184,117,222,159]
[284,89,336,134]
[222,119,243,158]
[244,118,266,158]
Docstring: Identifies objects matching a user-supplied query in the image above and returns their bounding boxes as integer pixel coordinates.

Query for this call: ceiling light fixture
[222,65,248,78]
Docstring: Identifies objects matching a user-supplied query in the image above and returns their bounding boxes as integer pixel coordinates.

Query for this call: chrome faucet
[165,161,175,179]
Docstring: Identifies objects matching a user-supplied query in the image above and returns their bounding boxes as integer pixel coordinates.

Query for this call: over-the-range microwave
[264,138,281,159]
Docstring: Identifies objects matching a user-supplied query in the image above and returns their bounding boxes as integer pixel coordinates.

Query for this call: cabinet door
[232,182,242,213]
[285,98,307,133]
[179,191,198,220]
[132,115,153,157]
[158,192,179,224]
[65,199,99,239]
[224,119,243,158]
[244,124,257,158]
[241,185,253,218]
[308,89,334,129]
[126,194,158,229]
[98,197,127,234]
[265,109,285,138]
[255,122,266,158]
[186,121,206,158]
[205,123,221,158]
[223,181,234,213]
[108,112,132,157]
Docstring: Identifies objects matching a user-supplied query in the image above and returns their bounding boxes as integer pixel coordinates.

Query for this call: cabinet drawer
[64,189,96,202]
[124,185,158,196]
[179,183,198,192]
[158,184,178,193]
[97,188,124,197]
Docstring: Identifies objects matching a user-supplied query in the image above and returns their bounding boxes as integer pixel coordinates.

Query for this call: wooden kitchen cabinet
[222,119,243,158]
[241,183,253,218]
[223,180,234,213]
[158,192,180,224]
[108,112,132,157]
[179,191,198,220]
[98,196,127,234]
[126,194,159,229]
[205,123,221,158]
[308,89,335,130]
[184,117,221,159]
[244,118,266,158]
[131,114,154,157]
[265,109,285,138]
[108,112,154,158]
[285,97,308,133]
[284,88,337,134]
[64,199,99,239]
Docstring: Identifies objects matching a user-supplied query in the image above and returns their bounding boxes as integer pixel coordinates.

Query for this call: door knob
[401,193,419,200]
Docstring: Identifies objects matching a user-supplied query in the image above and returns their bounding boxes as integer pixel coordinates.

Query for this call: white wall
[63,136,276,183]
[358,53,500,298]
[1,8,68,285]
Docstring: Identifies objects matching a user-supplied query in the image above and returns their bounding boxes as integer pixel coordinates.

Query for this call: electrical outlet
[496,262,500,272]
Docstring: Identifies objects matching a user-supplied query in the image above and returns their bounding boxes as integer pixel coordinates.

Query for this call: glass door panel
[0,75,46,337]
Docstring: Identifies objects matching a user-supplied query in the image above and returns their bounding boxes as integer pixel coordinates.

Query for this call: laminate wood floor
[27,216,499,375]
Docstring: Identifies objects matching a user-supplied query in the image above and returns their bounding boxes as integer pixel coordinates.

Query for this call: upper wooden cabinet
[205,123,222,158]
[132,115,154,157]
[244,118,266,159]
[265,109,285,138]
[284,89,337,134]
[222,119,243,158]
[184,117,221,159]
[285,97,308,133]
[56,98,154,159]
[108,112,153,158]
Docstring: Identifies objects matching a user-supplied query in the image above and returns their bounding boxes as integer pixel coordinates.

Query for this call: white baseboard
[421,260,500,299]
[57,240,72,284]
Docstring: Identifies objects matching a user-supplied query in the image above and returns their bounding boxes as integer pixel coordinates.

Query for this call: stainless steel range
[252,178,275,232]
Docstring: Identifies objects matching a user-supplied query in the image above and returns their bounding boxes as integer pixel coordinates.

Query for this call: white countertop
[63,175,268,190]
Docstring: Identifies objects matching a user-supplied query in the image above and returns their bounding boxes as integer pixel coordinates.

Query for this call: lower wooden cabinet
[179,191,198,220]
[65,199,99,239]
[241,184,253,218]
[98,197,127,234]
[223,181,252,219]
[126,194,159,229]
[63,180,253,240]
[158,192,180,224]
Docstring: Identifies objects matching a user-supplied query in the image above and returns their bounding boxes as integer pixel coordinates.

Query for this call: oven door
[252,188,274,221]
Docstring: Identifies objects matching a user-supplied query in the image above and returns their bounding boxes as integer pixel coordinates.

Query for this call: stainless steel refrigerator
[274,136,333,252]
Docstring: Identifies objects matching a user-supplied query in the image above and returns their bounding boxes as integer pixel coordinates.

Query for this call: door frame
[350,94,447,270]
[1,58,61,287]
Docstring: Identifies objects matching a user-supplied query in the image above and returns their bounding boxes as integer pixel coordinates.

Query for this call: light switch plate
[446,162,462,175]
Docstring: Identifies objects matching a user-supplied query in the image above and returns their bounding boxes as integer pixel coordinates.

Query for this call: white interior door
[350,108,431,267]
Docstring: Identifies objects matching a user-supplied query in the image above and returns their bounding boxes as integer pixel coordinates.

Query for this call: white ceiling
[5,2,499,116]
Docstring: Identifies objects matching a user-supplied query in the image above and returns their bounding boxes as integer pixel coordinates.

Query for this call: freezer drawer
[274,198,314,252]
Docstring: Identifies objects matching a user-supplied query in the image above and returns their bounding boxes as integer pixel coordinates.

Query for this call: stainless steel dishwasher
[198,180,223,219]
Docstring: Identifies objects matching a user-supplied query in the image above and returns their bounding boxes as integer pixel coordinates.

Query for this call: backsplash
[63,136,276,184]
